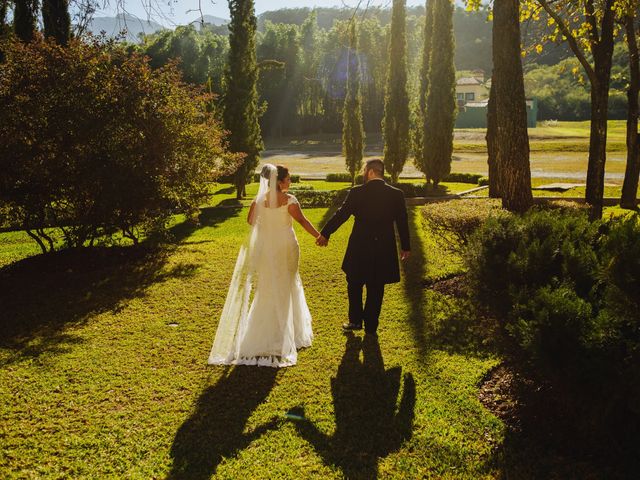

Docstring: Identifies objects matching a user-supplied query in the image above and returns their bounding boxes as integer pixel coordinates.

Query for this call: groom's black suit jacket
[321,179,410,285]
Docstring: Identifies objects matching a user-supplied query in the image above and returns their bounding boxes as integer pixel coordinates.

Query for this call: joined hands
[316,235,328,247]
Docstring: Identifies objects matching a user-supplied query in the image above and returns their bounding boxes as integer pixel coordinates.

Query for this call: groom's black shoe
[342,322,363,331]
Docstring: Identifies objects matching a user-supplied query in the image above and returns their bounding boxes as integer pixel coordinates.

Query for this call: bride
[208,164,320,367]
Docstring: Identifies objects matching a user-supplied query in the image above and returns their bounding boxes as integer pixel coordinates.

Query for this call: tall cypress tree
[14,0,39,43]
[224,0,263,199]
[415,0,435,179]
[423,0,456,186]
[382,0,410,184]
[43,0,71,46]
[342,21,364,186]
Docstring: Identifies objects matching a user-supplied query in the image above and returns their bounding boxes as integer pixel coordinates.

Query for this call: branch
[584,0,599,45]
[536,0,597,86]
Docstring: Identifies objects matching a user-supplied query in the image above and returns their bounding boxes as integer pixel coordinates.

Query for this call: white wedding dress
[208,165,313,368]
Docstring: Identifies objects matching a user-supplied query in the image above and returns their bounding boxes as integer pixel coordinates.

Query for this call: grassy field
[1,202,513,479]
[264,120,631,184]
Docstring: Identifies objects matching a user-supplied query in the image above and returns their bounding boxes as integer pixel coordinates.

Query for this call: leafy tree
[0,37,238,252]
[493,0,532,213]
[422,0,456,186]
[224,0,264,199]
[256,21,301,137]
[526,0,618,219]
[342,21,364,185]
[42,0,71,46]
[382,0,410,183]
[14,0,38,42]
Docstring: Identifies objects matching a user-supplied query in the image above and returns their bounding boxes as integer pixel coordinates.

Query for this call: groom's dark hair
[365,159,384,177]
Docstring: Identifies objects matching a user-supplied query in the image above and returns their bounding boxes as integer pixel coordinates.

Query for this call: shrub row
[325,172,487,186]
[465,209,640,451]
[292,189,350,208]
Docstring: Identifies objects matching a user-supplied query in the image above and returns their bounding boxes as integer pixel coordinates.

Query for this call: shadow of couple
[168,334,416,479]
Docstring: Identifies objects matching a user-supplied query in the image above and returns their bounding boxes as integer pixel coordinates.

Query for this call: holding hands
[316,234,328,247]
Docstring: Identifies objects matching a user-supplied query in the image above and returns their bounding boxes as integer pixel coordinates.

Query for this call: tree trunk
[486,80,500,197]
[585,84,610,219]
[621,14,640,210]
[492,0,532,213]
[584,7,615,221]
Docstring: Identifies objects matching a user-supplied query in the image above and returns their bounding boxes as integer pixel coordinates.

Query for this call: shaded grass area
[0,204,505,479]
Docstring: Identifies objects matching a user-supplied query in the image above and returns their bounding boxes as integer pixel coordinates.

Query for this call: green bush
[325,172,391,183]
[477,176,489,186]
[442,172,483,184]
[466,210,640,448]
[252,173,300,183]
[0,37,238,251]
[421,199,504,254]
[391,183,424,198]
[293,189,350,208]
[289,184,314,191]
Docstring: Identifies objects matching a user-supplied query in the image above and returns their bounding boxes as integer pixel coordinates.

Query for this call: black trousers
[347,278,385,333]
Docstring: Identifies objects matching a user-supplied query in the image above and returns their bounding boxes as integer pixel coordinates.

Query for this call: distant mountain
[86,14,166,41]
[83,13,228,42]
[200,15,227,26]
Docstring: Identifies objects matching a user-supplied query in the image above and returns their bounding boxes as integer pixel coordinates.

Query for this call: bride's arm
[247,201,257,225]
[288,202,321,238]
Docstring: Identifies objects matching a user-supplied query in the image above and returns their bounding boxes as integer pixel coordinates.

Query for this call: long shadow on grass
[169,205,242,244]
[0,246,198,363]
[400,207,431,355]
[168,366,279,480]
[293,334,415,479]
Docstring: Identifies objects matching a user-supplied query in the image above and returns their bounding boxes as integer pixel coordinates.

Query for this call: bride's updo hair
[260,164,276,179]
[276,165,289,182]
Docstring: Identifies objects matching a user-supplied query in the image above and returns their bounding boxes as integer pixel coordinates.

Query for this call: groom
[316,159,411,336]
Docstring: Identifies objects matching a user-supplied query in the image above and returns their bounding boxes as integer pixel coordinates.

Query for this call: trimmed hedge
[252,173,300,183]
[326,172,487,186]
[325,173,392,183]
[293,189,350,208]
[442,172,484,184]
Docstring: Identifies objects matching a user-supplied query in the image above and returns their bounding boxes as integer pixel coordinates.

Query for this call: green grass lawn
[0,201,510,479]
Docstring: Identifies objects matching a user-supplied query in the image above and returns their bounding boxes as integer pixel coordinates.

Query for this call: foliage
[292,189,350,208]
[251,173,300,183]
[466,209,640,451]
[14,0,38,42]
[442,172,484,184]
[325,173,391,183]
[141,26,229,94]
[0,37,238,252]
[42,0,71,46]
[342,22,365,185]
[224,0,264,199]
[414,0,435,176]
[422,0,456,185]
[422,199,504,253]
[524,54,630,121]
[382,0,411,183]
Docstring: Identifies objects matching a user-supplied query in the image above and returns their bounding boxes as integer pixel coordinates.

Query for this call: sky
[94,0,427,26]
